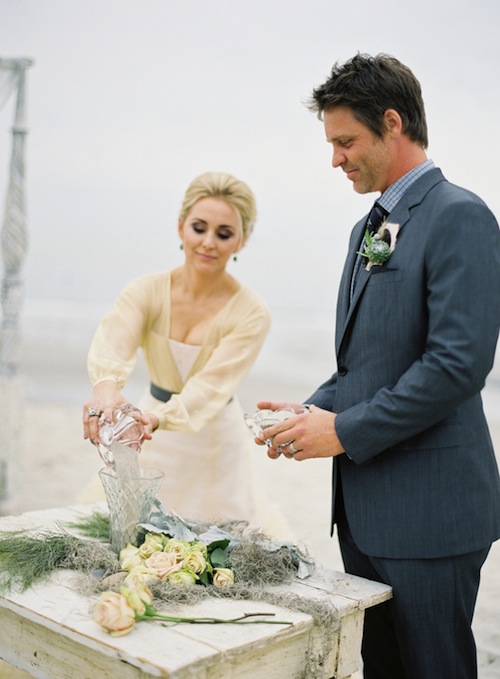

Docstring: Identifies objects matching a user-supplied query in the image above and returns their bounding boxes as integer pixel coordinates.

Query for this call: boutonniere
[358,222,400,271]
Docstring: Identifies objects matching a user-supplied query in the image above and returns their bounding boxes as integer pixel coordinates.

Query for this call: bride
[82,171,290,539]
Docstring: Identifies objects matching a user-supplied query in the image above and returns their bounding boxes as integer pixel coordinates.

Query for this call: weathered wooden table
[0,505,392,679]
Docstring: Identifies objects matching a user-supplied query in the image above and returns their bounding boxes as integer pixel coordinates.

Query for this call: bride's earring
[180,243,183,250]
[233,254,238,262]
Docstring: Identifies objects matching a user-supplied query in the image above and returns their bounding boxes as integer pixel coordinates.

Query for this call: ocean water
[17,298,335,405]
[14,297,500,429]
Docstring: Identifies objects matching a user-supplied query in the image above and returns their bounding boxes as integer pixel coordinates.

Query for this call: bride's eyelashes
[191,223,235,240]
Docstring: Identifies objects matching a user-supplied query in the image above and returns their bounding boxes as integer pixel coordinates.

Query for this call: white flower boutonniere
[358,222,400,271]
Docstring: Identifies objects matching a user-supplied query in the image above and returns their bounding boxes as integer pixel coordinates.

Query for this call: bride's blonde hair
[179,172,257,240]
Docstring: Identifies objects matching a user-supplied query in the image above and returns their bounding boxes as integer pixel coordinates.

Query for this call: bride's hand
[140,412,160,441]
[83,381,128,445]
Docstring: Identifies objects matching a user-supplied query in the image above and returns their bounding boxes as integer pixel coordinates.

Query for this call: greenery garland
[68,511,111,540]
[0,526,119,593]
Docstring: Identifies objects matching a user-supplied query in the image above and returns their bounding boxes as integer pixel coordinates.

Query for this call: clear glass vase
[99,466,164,555]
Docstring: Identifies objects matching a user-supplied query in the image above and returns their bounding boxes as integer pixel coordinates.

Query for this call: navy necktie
[349,202,388,303]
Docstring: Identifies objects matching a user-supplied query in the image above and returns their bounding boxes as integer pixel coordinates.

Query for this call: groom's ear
[383,109,403,138]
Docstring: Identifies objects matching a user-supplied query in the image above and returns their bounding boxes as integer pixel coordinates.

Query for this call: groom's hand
[255,402,345,461]
[253,401,304,459]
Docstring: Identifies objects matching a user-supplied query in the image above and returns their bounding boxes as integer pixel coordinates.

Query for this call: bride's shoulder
[120,271,171,304]
[132,270,170,288]
[229,280,271,317]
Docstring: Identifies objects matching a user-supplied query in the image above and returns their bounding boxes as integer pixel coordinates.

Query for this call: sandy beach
[0,309,499,677]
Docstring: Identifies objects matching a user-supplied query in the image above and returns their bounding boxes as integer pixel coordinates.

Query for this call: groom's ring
[288,442,298,455]
[87,406,102,418]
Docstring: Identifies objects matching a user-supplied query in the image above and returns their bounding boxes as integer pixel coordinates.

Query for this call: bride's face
[178,197,243,273]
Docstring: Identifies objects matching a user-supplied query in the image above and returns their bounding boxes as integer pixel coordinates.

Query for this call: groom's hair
[308,52,428,149]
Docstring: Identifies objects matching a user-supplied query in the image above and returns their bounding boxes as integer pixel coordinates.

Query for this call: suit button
[338,366,348,376]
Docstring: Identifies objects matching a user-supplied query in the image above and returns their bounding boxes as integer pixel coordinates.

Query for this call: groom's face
[323,106,393,194]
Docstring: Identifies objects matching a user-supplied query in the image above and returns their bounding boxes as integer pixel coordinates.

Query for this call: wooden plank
[0,605,158,678]
[336,611,364,677]
[0,659,32,679]
[283,568,392,610]
[0,594,327,679]
[1,572,319,678]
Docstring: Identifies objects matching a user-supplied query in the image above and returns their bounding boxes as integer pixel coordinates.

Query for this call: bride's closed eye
[191,223,235,240]
[216,230,234,240]
[191,222,206,234]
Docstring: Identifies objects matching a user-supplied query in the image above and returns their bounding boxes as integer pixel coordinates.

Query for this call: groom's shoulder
[412,167,490,211]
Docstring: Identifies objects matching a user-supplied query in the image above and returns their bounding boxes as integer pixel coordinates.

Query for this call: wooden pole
[0,57,33,505]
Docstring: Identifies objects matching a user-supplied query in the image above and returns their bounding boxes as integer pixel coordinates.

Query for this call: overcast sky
[1,0,499,314]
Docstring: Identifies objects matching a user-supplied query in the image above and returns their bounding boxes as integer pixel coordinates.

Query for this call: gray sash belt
[150,383,176,402]
[150,382,233,405]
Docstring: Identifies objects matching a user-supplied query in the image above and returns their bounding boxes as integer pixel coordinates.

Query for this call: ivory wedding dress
[138,339,292,538]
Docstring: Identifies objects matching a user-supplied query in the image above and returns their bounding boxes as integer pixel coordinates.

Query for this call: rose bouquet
[119,531,235,588]
[89,506,316,637]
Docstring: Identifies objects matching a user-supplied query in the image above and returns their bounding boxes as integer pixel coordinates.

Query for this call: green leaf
[209,547,229,568]
[207,538,230,551]
[199,571,210,586]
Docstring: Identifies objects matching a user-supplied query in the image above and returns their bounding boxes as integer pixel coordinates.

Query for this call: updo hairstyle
[179,172,257,240]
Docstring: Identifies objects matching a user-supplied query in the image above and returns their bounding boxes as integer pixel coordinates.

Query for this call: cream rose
[213,568,234,588]
[139,532,165,559]
[192,540,208,556]
[92,591,136,636]
[120,583,152,617]
[183,550,207,575]
[168,570,197,585]
[125,564,158,583]
[119,543,144,572]
[121,576,153,610]
[164,538,190,561]
[145,550,183,580]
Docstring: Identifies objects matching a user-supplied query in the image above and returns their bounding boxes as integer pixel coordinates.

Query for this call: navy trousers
[336,498,490,679]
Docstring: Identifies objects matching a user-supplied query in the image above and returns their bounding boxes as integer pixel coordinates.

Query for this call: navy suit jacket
[309,168,500,559]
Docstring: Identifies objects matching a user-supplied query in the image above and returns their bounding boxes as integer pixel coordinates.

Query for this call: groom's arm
[307,372,338,411]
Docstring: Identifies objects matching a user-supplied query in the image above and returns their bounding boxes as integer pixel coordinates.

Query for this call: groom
[257,53,500,678]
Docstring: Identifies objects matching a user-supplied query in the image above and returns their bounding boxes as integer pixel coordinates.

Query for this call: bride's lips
[196,251,217,261]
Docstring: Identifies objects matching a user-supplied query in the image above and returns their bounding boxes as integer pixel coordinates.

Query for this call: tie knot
[367,203,388,233]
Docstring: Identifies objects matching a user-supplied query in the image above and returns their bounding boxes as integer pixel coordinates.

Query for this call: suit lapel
[335,168,446,355]
[337,217,367,323]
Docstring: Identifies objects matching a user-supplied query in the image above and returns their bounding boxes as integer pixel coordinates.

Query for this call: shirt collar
[378,159,435,214]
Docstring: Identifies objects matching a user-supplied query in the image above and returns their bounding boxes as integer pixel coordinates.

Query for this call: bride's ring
[87,406,102,418]
[288,442,298,454]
